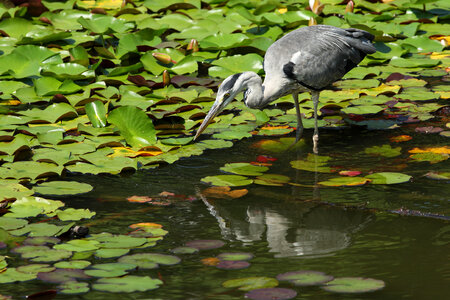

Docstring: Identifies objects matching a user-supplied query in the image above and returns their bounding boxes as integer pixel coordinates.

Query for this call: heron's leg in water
[293,92,304,142]
[311,91,320,154]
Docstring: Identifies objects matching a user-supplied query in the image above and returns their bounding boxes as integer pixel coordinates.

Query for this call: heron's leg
[311,91,320,154]
[293,92,304,142]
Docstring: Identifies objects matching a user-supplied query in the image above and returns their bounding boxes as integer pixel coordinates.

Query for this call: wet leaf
[118,253,180,269]
[321,277,385,293]
[319,177,370,187]
[201,175,253,187]
[201,186,248,199]
[185,240,225,250]
[85,100,107,128]
[33,181,93,196]
[277,270,333,286]
[220,163,269,176]
[107,106,156,148]
[366,172,411,185]
[245,288,297,300]
[171,246,199,255]
[53,260,91,269]
[57,208,96,221]
[58,281,89,295]
[84,263,136,277]
[216,260,250,270]
[222,277,278,291]
[217,253,253,261]
[92,275,162,293]
[365,144,401,158]
[0,268,37,283]
[37,269,89,283]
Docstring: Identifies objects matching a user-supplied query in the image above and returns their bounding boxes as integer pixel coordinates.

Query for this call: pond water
[2,124,448,299]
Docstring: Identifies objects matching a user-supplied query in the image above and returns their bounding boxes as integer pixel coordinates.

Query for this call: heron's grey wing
[281,27,376,90]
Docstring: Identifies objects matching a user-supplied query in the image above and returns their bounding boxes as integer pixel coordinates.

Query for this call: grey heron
[194,25,376,153]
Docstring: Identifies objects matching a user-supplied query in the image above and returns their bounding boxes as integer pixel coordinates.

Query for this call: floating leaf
[84,263,136,277]
[201,175,253,187]
[33,181,93,196]
[54,260,91,269]
[366,172,411,185]
[58,281,89,295]
[92,275,162,293]
[277,270,333,286]
[201,186,248,199]
[290,154,332,173]
[216,260,250,270]
[222,277,279,291]
[319,177,370,187]
[38,269,89,283]
[57,208,96,221]
[171,246,199,255]
[390,135,412,143]
[185,240,225,250]
[85,100,107,128]
[321,277,385,293]
[220,163,269,176]
[365,144,401,158]
[95,248,130,259]
[0,268,37,283]
[245,288,297,300]
[118,253,180,269]
[217,253,253,261]
[107,106,156,148]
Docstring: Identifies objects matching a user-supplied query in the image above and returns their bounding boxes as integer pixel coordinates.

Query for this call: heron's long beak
[194,97,226,140]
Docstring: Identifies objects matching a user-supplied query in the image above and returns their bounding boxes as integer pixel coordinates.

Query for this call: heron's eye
[224,93,231,99]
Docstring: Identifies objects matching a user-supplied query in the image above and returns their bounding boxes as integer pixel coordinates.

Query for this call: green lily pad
[0,217,28,231]
[0,268,37,283]
[107,106,157,148]
[23,247,72,263]
[54,240,100,252]
[217,252,253,261]
[33,181,93,196]
[56,208,96,221]
[37,268,89,283]
[58,281,90,295]
[245,288,297,300]
[95,248,130,259]
[16,264,55,274]
[254,174,290,186]
[54,260,91,269]
[410,152,448,163]
[77,15,134,34]
[321,277,385,293]
[366,172,412,184]
[201,175,253,187]
[222,277,279,291]
[277,271,334,286]
[364,144,401,158]
[85,100,107,128]
[89,233,147,249]
[84,263,136,277]
[118,253,181,269]
[319,177,370,187]
[290,154,333,173]
[170,246,199,254]
[220,163,269,176]
[92,275,163,293]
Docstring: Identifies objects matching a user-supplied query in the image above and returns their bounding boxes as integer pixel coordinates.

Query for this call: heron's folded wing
[282,30,372,90]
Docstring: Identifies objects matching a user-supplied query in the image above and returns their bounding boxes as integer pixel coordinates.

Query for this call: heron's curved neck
[242,72,285,109]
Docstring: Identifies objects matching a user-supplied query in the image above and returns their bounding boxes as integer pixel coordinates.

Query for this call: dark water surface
[3,126,450,299]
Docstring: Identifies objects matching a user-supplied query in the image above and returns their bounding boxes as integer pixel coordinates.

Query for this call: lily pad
[366,172,411,184]
[53,260,91,269]
[37,269,89,283]
[16,264,55,274]
[222,276,279,291]
[220,163,269,176]
[58,281,90,295]
[95,248,130,259]
[170,246,199,254]
[57,208,96,221]
[277,270,333,286]
[216,260,250,270]
[84,263,136,277]
[118,253,181,269]
[245,288,297,300]
[321,277,385,293]
[185,240,225,250]
[319,177,370,187]
[92,275,163,293]
[0,268,37,283]
[217,252,253,261]
[201,175,253,187]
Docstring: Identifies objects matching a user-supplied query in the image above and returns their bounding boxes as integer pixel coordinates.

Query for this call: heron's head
[194,73,247,140]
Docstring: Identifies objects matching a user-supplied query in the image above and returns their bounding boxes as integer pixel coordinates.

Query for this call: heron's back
[263,25,376,91]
